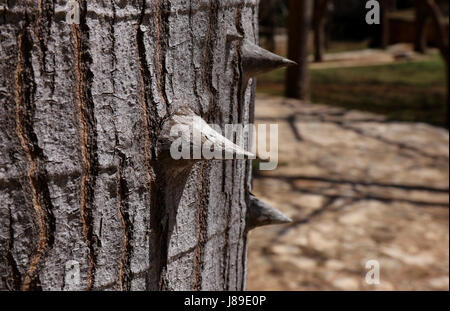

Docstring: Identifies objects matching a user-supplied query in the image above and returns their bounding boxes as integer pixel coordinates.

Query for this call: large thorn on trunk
[246,194,292,231]
[241,41,297,79]
[159,108,255,162]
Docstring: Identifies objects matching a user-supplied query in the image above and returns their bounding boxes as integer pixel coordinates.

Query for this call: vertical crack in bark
[222,160,235,290]
[109,0,117,93]
[5,208,21,290]
[136,0,163,290]
[228,40,239,126]
[250,2,257,42]
[192,163,210,290]
[239,234,248,291]
[235,175,245,290]
[226,30,247,289]
[15,20,56,291]
[136,0,159,161]
[223,42,238,288]
[234,1,245,124]
[117,153,133,291]
[36,0,55,81]
[202,0,220,122]
[72,1,99,291]
[150,179,168,290]
[188,0,202,112]
[235,1,249,291]
[240,83,257,291]
[155,0,170,115]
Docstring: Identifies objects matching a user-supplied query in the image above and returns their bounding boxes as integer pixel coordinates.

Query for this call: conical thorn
[246,194,292,231]
[241,41,297,80]
[159,108,255,161]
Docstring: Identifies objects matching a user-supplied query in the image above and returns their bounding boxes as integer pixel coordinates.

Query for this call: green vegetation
[323,40,371,54]
[256,54,448,127]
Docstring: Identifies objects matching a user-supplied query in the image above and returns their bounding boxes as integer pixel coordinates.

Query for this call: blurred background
[247,0,449,291]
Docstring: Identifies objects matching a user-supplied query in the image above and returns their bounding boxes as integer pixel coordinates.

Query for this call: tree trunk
[313,0,329,63]
[286,0,313,100]
[0,0,262,291]
[420,0,449,126]
[414,0,428,53]
[380,0,393,49]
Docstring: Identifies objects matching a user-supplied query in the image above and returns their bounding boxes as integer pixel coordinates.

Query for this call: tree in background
[414,0,429,52]
[286,0,314,100]
[313,0,331,62]
[414,0,449,125]
[381,0,398,48]
[259,0,280,52]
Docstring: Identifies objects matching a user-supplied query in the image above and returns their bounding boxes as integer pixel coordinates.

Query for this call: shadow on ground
[247,94,449,291]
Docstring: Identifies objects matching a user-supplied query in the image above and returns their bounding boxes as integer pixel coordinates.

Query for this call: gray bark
[0,0,261,291]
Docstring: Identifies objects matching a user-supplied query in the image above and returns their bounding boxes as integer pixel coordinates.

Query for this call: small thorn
[241,41,297,79]
[246,194,292,231]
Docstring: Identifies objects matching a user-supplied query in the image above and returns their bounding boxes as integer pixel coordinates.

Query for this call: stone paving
[247,94,449,291]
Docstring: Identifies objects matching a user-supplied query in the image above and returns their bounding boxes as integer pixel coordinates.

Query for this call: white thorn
[246,194,292,231]
[160,108,255,160]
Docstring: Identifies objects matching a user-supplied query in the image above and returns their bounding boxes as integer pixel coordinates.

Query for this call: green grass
[256,55,448,127]
[324,40,371,54]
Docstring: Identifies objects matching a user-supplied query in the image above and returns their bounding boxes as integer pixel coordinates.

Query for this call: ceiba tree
[0,0,292,291]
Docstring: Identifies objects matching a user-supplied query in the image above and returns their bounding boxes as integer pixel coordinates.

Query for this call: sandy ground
[308,44,427,70]
[246,94,449,291]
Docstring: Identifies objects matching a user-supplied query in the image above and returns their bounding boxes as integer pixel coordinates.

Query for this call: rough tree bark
[286,0,313,100]
[0,0,292,291]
